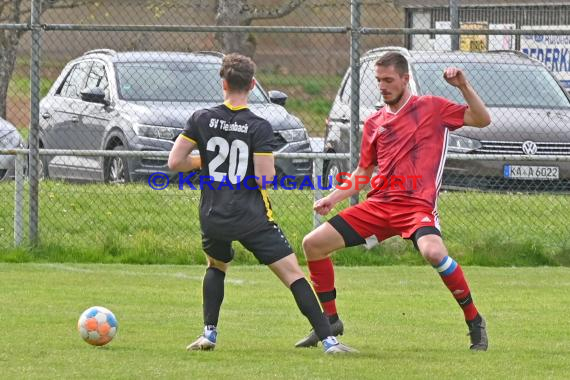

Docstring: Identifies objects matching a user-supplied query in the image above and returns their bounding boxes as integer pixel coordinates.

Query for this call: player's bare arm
[168,135,202,172]
[443,67,491,128]
[254,154,276,188]
[314,165,375,216]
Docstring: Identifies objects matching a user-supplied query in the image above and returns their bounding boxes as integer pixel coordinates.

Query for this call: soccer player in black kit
[168,53,354,353]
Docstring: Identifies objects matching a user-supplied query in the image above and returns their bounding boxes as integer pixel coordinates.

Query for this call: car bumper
[275,140,312,178]
[444,157,570,191]
[126,138,174,181]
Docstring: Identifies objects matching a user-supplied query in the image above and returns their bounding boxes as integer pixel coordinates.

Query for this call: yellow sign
[460,22,489,52]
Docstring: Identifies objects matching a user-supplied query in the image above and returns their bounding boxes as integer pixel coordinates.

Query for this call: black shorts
[202,222,293,265]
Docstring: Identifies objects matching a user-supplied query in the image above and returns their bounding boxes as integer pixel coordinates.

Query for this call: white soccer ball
[77,306,118,346]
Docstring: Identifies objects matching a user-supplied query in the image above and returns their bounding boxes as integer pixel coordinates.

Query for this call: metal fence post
[29,0,41,245]
[14,153,25,246]
[450,0,460,50]
[313,157,324,229]
[349,0,361,206]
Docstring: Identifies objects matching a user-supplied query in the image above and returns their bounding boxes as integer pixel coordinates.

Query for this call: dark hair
[219,53,256,92]
[375,52,409,75]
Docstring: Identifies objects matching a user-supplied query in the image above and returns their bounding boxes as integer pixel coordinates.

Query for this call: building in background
[397,0,570,87]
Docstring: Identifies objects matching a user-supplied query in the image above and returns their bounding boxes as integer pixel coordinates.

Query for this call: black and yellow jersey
[181,101,276,239]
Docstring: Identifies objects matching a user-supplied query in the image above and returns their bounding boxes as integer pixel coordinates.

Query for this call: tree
[214,0,305,57]
[0,0,89,119]
[148,0,306,57]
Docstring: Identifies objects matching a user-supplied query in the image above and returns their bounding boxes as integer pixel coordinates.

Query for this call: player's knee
[302,235,322,260]
[207,258,228,272]
[419,243,446,265]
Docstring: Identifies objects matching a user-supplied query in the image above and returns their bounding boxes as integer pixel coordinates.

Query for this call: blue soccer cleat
[187,326,217,351]
[322,336,358,354]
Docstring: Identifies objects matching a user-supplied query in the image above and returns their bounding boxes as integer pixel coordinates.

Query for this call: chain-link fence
[1,0,570,264]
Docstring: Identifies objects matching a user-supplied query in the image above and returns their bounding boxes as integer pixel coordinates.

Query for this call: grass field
[1,263,569,379]
[1,181,569,266]
[256,72,343,134]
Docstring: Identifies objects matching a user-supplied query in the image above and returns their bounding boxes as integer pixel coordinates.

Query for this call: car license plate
[503,165,559,180]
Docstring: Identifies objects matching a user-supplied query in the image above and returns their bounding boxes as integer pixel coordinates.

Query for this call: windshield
[115,62,267,103]
[414,62,570,109]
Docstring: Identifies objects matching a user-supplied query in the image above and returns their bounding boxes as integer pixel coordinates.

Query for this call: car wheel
[324,160,342,187]
[105,145,130,184]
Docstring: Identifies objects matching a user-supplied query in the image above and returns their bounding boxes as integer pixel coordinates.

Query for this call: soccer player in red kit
[295,52,492,351]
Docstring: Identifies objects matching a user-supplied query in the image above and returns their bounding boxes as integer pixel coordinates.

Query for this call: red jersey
[359,95,467,210]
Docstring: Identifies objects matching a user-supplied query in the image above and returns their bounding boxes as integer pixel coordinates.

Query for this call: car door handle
[41,112,51,120]
[71,116,79,123]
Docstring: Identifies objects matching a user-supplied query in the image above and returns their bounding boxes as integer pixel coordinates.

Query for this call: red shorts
[331,199,440,247]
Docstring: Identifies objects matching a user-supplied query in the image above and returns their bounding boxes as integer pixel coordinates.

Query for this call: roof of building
[395,0,570,8]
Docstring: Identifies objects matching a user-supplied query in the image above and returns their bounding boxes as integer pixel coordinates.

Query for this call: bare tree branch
[0,0,91,118]
[244,0,305,21]
[0,0,91,23]
[11,0,21,23]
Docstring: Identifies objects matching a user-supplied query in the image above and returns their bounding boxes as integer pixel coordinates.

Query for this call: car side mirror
[268,90,288,106]
[80,87,109,106]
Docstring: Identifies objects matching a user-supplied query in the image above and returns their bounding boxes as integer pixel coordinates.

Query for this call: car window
[115,61,267,103]
[58,61,93,99]
[414,61,570,109]
[360,60,382,108]
[85,62,109,99]
[340,61,383,108]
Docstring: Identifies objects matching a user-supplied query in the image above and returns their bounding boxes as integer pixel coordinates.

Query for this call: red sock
[307,258,337,317]
[434,256,479,321]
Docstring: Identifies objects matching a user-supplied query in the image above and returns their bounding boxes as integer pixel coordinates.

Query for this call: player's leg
[269,254,354,353]
[413,228,488,351]
[298,203,384,348]
[187,237,233,351]
[301,221,348,332]
[240,224,356,353]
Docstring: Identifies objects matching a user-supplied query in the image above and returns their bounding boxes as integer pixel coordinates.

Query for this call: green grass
[286,97,333,133]
[8,75,54,99]
[256,73,342,92]
[256,72,343,135]
[0,263,569,379]
[17,127,29,140]
[1,181,570,266]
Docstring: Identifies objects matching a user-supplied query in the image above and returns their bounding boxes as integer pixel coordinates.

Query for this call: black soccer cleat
[295,318,344,348]
[466,314,488,351]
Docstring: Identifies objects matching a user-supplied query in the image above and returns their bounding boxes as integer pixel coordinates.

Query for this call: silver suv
[324,47,570,191]
[39,50,311,182]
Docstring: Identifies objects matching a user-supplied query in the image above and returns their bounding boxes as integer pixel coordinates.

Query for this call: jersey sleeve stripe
[180,134,197,144]
[253,152,273,156]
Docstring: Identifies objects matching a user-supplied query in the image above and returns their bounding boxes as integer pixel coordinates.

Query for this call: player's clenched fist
[314,197,335,216]
[443,67,468,88]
